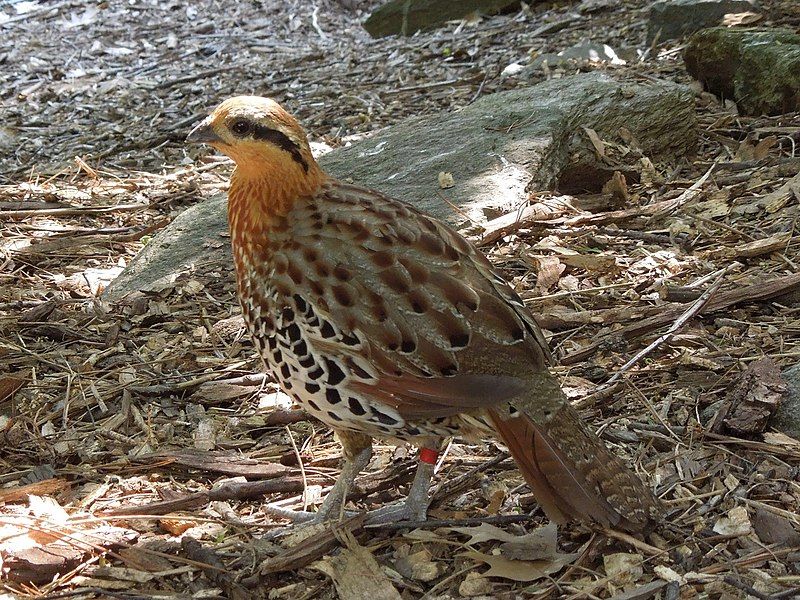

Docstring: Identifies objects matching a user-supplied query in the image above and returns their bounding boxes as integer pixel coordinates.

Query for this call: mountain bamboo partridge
[186,96,658,532]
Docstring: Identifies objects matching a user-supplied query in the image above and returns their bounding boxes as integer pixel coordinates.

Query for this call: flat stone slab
[105,72,696,301]
[684,27,800,115]
[647,0,760,43]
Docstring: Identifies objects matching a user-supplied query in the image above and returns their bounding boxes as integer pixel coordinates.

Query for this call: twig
[599,527,666,556]
[722,575,775,600]
[311,5,328,41]
[365,513,538,530]
[606,268,728,384]
[286,425,310,511]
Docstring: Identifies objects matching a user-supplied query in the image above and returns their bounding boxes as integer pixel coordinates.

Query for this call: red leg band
[419,448,438,465]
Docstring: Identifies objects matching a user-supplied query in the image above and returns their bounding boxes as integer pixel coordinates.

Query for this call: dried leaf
[531,255,565,293]
[604,553,643,586]
[752,507,800,546]
[752,135,777,160]
[583,127,606,157]
[314,530,401,600]
[452,522,516,544]
[462,548,577,582]
[713,506,752,536]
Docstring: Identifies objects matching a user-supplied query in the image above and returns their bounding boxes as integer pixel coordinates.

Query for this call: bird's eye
[230,119,251,136]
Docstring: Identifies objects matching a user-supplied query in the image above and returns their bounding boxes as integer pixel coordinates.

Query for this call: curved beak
[186,117,221,145]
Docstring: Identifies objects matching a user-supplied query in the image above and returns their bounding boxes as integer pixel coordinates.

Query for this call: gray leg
[264,431,373,525]
[365,457,435,524]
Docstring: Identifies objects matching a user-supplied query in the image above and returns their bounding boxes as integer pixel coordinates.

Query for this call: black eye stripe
[251,124,309,173]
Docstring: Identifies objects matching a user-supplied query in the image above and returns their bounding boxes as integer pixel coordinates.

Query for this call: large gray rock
[772,364,800,440]
[684,27,800,116]
[647,0,760,43]
[364,0,520,38]
[105,73,696,301]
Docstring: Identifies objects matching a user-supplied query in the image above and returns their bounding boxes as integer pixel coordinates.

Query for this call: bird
[186,96,658,532]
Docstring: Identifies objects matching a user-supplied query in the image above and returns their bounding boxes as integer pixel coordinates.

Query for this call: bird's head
[186,96,318,180]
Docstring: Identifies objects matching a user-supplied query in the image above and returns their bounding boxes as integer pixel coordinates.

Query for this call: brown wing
[269,179,552,418]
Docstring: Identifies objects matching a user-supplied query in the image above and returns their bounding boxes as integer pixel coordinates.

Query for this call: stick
[606,268,727,384]
[311,5,328,41]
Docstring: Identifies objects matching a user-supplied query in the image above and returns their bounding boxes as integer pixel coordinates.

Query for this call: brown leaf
[752,507,800,546]
[314,529,402,599]
[753,135,777,160]
[531,255,565,293]
[462,548,577,582]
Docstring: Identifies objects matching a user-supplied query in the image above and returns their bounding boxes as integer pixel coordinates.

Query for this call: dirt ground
[2,0,800,598]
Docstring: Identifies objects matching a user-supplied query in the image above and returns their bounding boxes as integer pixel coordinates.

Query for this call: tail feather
[488,403,656,532]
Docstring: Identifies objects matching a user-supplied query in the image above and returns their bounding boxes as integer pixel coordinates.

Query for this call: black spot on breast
[348,397,366,415]
[294,339,308,357]
[511,327,525,341]
[400,339,416,353]
[299,355,315,368]
[308,400,320,411]
[320,321,336,338]
[350,362,371,379]
[286,323,302,343]
[327,411,343,421]
[283,380,293,390]
[281,307,295,322]
[309,366,324,380]
[293,294,308,314]
[280,363,291,379]
[272,349,283,363]
[326,388,341,404]
[375,411,399,426]
[325,360,346,385]
[341,332,359,346]
[267,337,277,351]
[305,382,320,394]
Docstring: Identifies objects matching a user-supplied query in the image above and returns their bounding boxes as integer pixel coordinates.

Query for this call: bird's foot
[363,497,429,525]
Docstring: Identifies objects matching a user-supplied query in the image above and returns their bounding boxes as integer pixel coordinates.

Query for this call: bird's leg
[264,430,372,525]
[315,441,372,522]
[364,447,437,525]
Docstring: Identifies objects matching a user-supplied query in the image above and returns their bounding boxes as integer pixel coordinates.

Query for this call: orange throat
[227,160,325,273]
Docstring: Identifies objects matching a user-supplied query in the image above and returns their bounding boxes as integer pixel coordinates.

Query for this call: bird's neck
[228,161,325,237]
